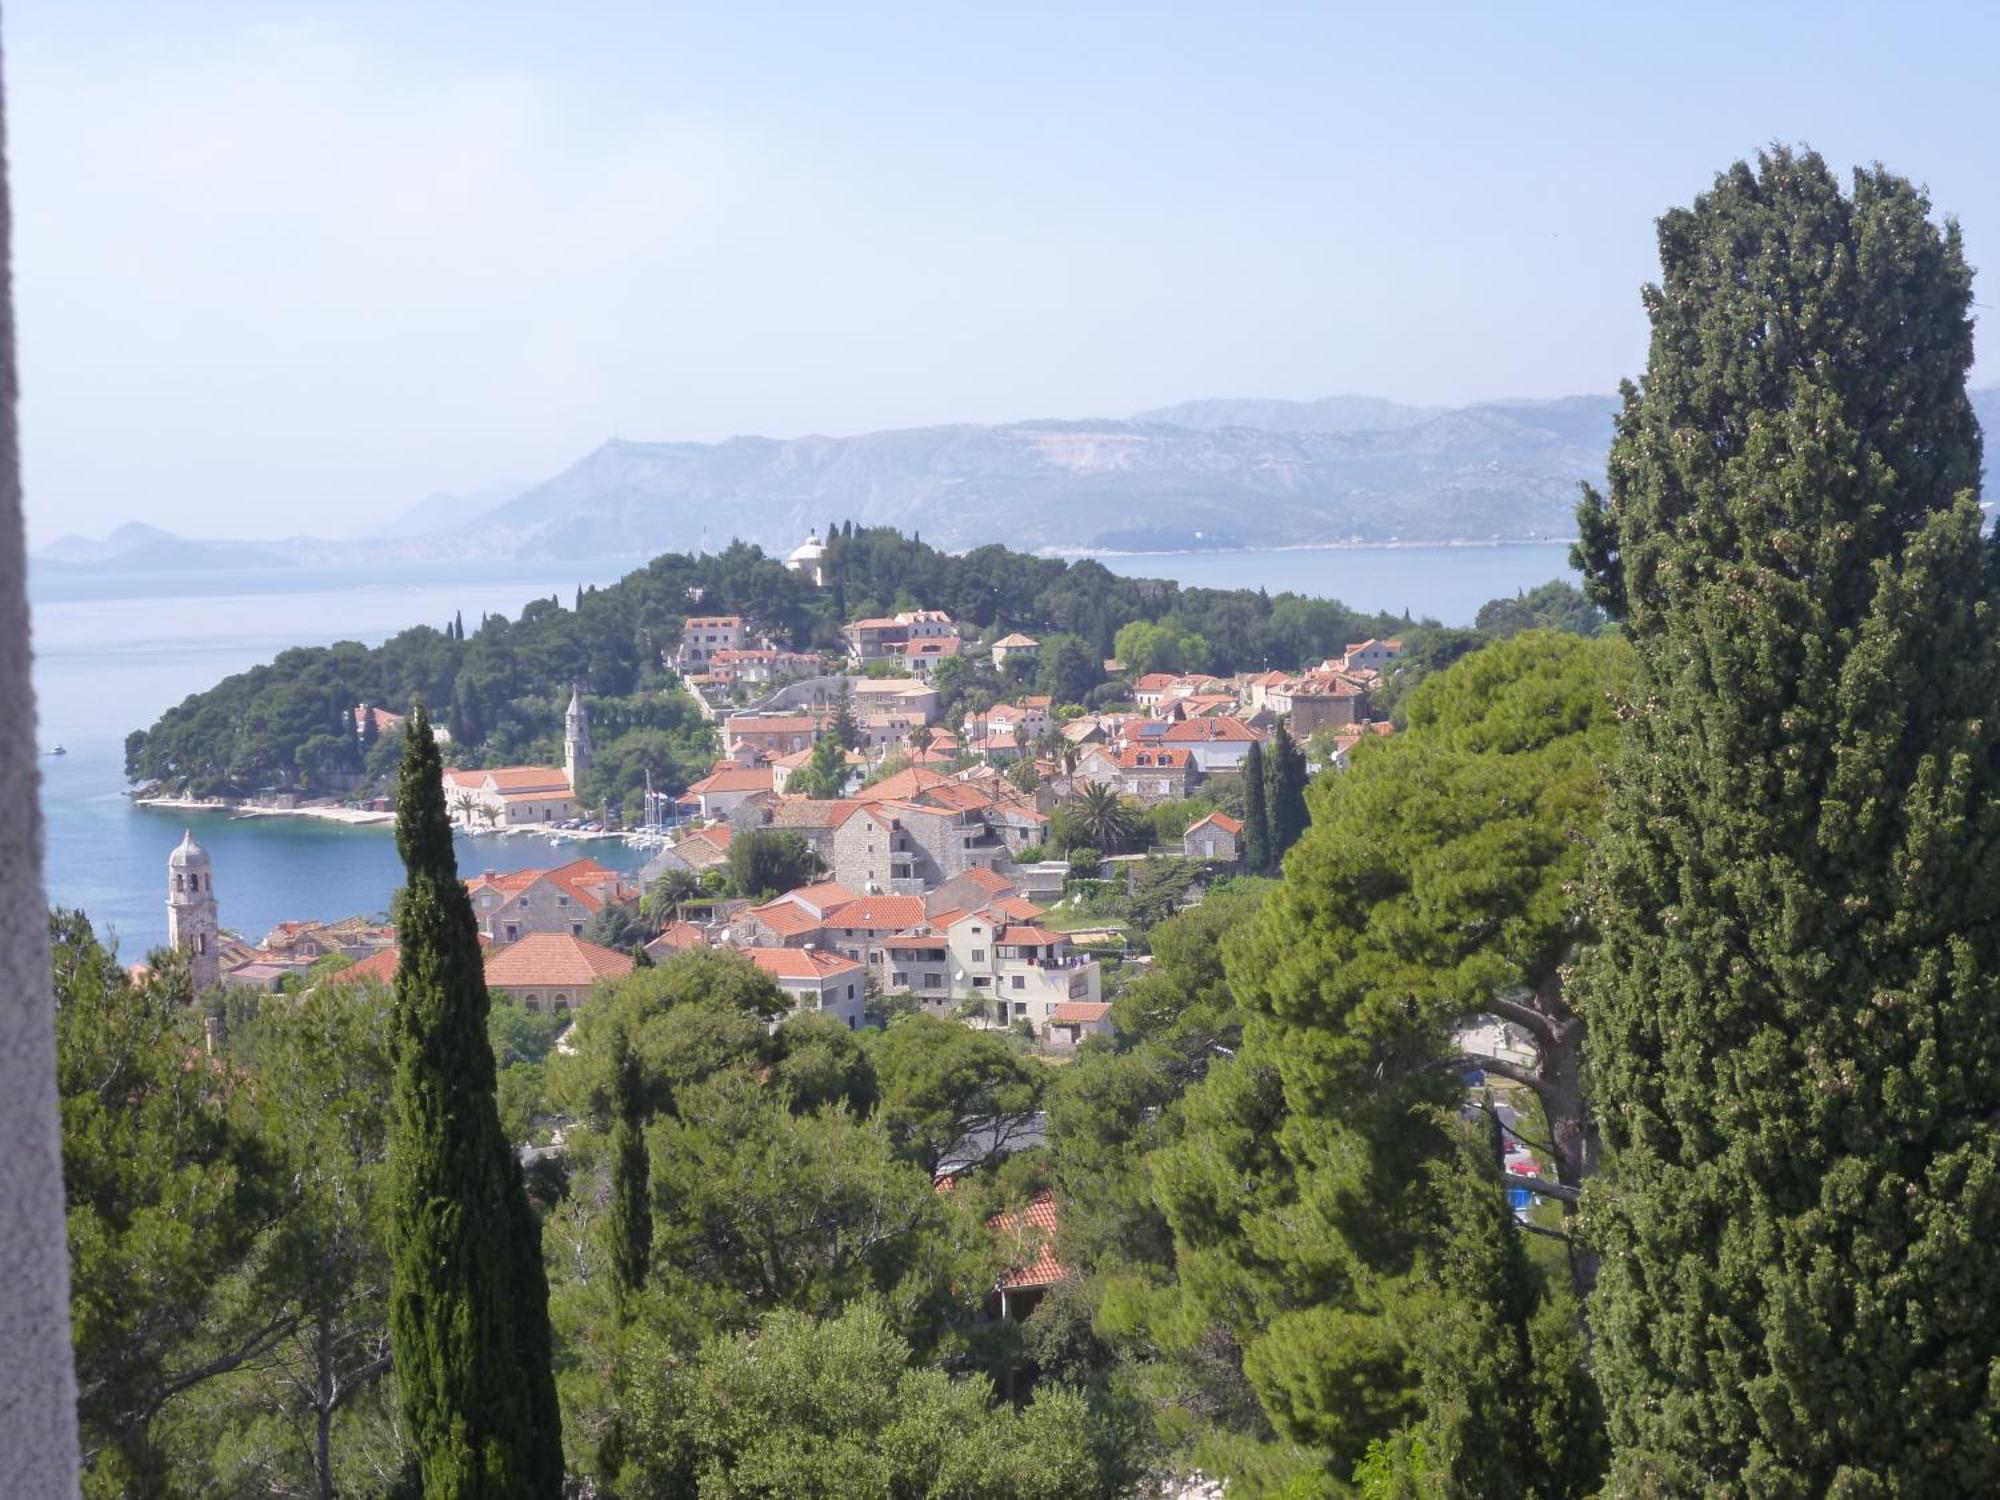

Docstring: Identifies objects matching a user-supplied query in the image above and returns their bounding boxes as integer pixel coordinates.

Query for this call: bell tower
[166,829,220,993]
[564,683,592,792]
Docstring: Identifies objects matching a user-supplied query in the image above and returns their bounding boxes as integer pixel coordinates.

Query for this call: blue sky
[9,2,1996,541]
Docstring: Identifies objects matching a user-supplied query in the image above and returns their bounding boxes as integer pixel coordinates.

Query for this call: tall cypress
[1241,738,1271,874]
[388,707,564,1497]
[1264,720,1309,863]
[1574,149,2000,1491]
[604,1021,652,1310]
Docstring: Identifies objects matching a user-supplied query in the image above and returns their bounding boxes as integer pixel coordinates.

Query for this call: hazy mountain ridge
[42,387,2000,570]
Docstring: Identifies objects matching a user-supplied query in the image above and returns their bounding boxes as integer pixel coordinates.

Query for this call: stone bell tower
[564,683,592,792]
[166,829,220,993]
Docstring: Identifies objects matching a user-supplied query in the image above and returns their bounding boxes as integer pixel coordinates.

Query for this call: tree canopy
[1574,147,2000,1491]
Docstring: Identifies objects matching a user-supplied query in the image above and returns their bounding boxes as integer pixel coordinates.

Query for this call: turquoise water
[31,543,1582,956]
[32,565,649,958]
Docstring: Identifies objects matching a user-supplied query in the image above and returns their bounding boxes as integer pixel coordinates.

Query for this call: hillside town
[167,570,1403,1053]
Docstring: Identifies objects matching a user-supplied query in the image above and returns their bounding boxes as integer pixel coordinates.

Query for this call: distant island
[43,387,2000,571]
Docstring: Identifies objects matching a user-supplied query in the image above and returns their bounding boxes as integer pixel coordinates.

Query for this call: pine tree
[1574,148,2000,1491]
[604,1021,652,1310]
[1264,720,1308,863]
[387,708,564,1497]
[1241,738,1271,874]
[830,683,862,751]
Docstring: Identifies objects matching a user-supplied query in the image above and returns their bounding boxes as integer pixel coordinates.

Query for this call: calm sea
[31,542,1579,956]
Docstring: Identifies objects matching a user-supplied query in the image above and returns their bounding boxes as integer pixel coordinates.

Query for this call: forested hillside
[124,528,1438,800]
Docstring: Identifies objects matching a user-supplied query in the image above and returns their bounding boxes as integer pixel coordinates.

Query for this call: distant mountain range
[37,388,2000,571]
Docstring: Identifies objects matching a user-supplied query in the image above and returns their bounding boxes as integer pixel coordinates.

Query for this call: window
[1011,975,1025,990]
[505,924,519,942]
[972,949,985,962]
[572,924,583,936]
[923,973,942,990]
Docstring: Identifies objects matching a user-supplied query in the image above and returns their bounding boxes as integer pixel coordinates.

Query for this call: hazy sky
[9,2,1997,543]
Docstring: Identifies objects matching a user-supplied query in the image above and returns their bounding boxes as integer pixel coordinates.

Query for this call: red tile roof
[1160,716,1262,744]
[990,1189,1068,1289]
[743,946,864,982]
[1188,811,1244,835]
[344,948,401,984]
[483,934,634,990]
[853,766,952,804]
[823,895,927,931]
[1049,1000,1112,1025]
[997,925,1062,946]
[646,922,708,954]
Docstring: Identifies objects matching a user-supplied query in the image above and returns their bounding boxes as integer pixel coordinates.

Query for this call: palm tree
[1072,782,1138,854]
[643,868,702,930]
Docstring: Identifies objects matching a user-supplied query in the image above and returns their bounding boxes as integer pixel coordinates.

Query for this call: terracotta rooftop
[990,1189,1069,1290]
[823,895,927,931]
[1049,1000,1112,1025]
[343,948,401,984]
[483,933,634,990]
[1188,811,1244,834]
[743,946,864,982]
[688,766,776,795]
[1160,716,1262,744]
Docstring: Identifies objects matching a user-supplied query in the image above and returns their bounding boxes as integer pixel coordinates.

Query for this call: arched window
[553,996,570,1012]
[524,999,540,1013]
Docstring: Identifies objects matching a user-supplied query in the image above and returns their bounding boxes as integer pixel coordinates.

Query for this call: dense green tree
[1573,148,2000,1492]
[1240,739,1271,874]
[725,826,823,899]
[620,1301,1124,1499]
[582,899,645,950]
[386,709,564,1497]
[1115,633,1626,1494]
[54,915,285,1495]
[1263,720,1309,864]
[791,729,852,798]
[866,1014,1047,1176]
[1036,632,1102,706]
[603,1022,652,1310]
[160,982,404,1500]
[830,682,862,750]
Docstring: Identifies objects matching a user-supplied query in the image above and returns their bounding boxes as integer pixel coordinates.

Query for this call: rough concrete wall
[0,34,83,1494]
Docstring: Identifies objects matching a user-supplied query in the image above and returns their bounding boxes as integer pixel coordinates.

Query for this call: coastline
[131,792,646,845]
[134,794,394,827]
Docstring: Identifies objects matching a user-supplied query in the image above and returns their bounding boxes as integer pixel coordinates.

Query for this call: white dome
[787,533,826,564]
[168,829,211,868]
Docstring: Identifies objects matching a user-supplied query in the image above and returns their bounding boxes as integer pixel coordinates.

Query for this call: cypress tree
[830,683,862,751]
[1264,720,1309,863]
[1241,738,1271,874]
[1574,148,2000,1491]
[604,1021,652,1310]
[455,608,465,640]
[388,707,565,1497]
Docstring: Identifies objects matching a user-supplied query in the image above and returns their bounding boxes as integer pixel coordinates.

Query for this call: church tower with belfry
[564,683,592,794]
[166,829,220,993]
